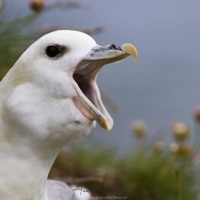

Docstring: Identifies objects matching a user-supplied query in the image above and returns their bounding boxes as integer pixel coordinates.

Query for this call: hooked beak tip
[100,115,113,132]
[121,43,138,63]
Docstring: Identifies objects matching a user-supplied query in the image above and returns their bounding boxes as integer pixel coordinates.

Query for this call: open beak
[71,43,138,131]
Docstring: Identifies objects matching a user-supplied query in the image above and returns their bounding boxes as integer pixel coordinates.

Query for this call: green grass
[49,141,199,200]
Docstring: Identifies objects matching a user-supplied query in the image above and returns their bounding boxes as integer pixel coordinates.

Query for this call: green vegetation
[50,131,199,200]
[0,16,36,79]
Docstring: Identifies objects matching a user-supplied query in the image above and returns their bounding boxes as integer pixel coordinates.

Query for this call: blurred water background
[2,0,200,154]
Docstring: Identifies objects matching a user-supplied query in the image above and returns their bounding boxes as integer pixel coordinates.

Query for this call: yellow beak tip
[121,43,138,63]
[100,116,112,132]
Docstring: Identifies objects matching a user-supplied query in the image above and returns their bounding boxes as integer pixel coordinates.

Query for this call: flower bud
[172,122,190,141]
[169,142,192,158]
[193,107,200,122]
[169,142,179,154]
[131,121,147,138]
[30,0,45,13]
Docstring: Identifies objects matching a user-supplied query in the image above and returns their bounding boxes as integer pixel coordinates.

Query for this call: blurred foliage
[119,151,197,200]
[0,15,37,79]
[51,120,200,200]
[50,136,199,200]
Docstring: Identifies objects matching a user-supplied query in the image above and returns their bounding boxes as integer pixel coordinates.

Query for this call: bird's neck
[0,76,93,199]
[0,134,63,200]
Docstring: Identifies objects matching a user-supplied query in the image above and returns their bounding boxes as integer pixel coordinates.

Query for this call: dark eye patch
[45,45,67,59]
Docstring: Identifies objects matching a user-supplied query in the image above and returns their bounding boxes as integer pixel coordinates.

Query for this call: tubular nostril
[109,44,117,50]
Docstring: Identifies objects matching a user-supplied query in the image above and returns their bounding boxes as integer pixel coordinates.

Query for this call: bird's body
[0,30,137,199]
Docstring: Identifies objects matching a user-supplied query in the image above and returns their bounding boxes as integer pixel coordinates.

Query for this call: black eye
[45,45,61,58]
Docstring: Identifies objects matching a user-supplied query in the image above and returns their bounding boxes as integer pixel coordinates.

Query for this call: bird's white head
[1,30,138,146]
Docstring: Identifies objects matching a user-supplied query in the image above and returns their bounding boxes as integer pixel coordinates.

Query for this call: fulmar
[0,30,138,200]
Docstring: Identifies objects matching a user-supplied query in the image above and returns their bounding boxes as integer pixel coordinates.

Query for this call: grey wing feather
[46,180,74,200]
